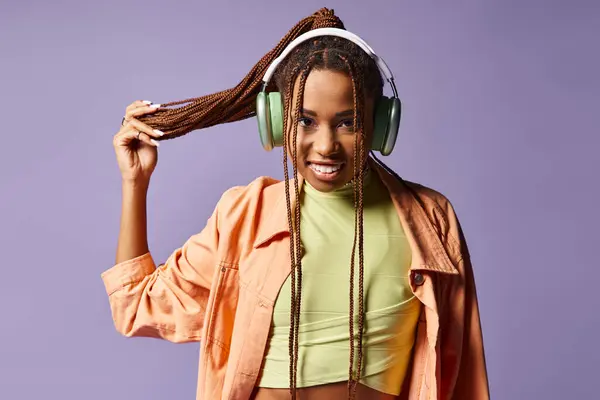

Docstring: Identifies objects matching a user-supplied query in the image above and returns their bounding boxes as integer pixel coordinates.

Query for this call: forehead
[293,69,355,110]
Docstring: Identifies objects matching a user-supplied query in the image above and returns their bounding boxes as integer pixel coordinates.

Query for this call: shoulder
[403,180,455,214]
[210,176,288,252]
[400,179,465,257]
[214,175,285,220]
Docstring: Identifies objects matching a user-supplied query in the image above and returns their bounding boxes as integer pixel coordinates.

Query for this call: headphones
[256,28,401,156]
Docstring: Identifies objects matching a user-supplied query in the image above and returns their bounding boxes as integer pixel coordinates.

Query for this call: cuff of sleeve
[101,252,157,296]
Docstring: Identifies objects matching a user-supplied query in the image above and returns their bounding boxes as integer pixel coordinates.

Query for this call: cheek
[339,127,371,156]
[339,135,357,156]
[285,130,309,160]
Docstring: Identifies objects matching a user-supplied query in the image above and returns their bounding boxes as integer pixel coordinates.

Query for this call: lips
[307,161,345,182]
[309,163,342,173]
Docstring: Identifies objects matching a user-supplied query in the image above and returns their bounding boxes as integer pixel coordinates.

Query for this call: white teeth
[310,163,342,174]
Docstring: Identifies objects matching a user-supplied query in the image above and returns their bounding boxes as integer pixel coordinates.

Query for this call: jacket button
[413,272,425,286]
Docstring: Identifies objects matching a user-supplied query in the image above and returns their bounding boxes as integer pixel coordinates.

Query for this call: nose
[312,127,339,156]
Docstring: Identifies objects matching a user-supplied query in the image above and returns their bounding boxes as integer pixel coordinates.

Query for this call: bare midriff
[252,382,398,400]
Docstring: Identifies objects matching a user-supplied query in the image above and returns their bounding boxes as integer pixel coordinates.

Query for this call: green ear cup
[381,97,401,156]
[372,96,401,156]
[256,92,272,151]
[268,92,284,147]
[371,96,391,153]
[256,92,284,151]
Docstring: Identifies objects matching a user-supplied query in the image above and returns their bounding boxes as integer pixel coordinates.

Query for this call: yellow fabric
[257,169,421,395]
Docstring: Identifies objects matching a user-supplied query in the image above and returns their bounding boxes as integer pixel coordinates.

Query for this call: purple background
[1,0,598,399]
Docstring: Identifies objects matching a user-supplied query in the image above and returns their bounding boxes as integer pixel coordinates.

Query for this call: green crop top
[256,168,421,395]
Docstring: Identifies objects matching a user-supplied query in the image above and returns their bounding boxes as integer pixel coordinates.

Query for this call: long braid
[281,56,314,398]
[337,54,366,400]
[347,83,358,398]
[282,64,298,399]
[289,58,316,399]
[283,60,315,399]
[348,154,358,397]
[356,84,366,392]
[291,65,303,395]
[348,57,367,392]
[136,8,344,139]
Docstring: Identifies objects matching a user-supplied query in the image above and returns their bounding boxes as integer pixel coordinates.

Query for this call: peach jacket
[101,162,490,399]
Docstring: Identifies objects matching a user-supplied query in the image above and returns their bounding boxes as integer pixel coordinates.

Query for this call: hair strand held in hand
[138,8,345,140]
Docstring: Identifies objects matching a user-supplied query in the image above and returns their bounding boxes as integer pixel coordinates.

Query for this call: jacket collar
[252,159,458,275]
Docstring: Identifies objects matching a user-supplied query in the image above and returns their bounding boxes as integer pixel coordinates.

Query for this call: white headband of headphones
[261,27,395,87]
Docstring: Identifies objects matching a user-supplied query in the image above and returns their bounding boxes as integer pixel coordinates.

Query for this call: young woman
[103,8,489,400]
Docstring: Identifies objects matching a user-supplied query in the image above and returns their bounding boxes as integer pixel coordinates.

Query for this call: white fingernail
[150,104,161,109]
[142,100,152,105]
[153,129,164,136]
[151,139,160,147]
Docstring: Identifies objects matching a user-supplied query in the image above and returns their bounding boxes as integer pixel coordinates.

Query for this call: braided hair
[139,8,384,400]
[138,8,347,138]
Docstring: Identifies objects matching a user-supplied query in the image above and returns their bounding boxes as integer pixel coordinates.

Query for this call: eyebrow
[300,108,354,117]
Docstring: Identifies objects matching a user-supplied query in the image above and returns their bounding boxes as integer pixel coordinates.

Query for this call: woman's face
[286,69,375,193]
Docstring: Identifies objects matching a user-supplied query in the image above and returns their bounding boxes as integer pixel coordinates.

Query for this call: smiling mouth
[307,161,346,181]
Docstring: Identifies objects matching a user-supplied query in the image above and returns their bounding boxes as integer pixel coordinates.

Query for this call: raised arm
[102,210,219,343]
[102,100,218,343]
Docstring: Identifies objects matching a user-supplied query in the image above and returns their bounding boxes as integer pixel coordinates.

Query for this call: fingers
[124,104,161,123]
[114,125,160,148]
[125,100,153,114]
[137,131,160,148]
[126,117,165,139]
[118,99,164,148]
[123,100,162,129]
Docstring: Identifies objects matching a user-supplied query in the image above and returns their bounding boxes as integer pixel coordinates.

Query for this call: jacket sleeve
[100,202,220,343]
[439,203,490,399]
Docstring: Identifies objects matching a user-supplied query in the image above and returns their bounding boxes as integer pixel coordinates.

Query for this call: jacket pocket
[206,263,240,354]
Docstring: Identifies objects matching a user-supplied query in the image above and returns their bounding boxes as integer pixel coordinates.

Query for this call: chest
[272,193,415,323]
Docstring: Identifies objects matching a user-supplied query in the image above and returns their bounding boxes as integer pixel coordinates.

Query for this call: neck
[343,161,371,188]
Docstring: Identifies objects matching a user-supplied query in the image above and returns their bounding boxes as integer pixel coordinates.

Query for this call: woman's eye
[339,119,355,130]
[298,117,314,128]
